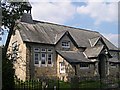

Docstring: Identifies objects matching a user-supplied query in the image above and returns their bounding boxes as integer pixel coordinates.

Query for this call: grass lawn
[59,80,106,89]
[79,80,105,88]
[15,79,108,89]
[59,81,71,88]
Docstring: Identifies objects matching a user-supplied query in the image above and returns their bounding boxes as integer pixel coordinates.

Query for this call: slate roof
[109,58,120,63]
[56,50,92,64]
[17,13,118,50]
[89,36,100,47]
[84,45,104,58]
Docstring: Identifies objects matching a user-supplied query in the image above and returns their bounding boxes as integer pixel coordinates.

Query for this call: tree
[1,0,32,52]
[1,0,32,89]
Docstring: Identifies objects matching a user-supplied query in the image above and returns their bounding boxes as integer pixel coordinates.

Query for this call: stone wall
[56,54,98,81]
[55,34,78,51]
[108,51,119,77]
[7,29,27,81]
[77,64,97,77]
[109,63,119,77]
[27,44,57,79]
[56,54,75,81]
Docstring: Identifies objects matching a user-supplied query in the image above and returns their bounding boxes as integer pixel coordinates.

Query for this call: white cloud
[29,0,76,24]
[28,0,119,2]
[77,1,118,25]
[102,33,119,47]
[29,0,118,25]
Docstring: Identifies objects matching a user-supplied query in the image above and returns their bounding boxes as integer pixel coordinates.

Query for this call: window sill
[34,64,54,67]
[80,67,89,69]
[48,64,53,67]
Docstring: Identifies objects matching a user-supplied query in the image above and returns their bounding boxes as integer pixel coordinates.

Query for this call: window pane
[60,62,65,73]
[34,53,39,64]
[41,48,46,52]
[47,49,52,52]
[35,60,39,64]
[42,60,45,64]
[42,53,45,57]
[34,48,39,52]
[62,41,70,48]
[48,54,52,64]
[80,63,89,69]
[41,53,46,64]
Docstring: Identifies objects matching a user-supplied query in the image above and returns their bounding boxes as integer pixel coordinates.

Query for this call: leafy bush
[2,57,15,90]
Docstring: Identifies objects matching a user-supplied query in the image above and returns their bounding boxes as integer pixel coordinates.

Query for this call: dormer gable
[89,37,108,48]
[55,31,78,51]
[89,36,101,47]
[87,37,112,58]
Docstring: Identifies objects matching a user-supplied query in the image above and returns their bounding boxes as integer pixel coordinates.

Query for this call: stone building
[7,10,120,81]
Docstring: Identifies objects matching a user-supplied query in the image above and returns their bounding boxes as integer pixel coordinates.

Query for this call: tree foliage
[2,1,31,28]
[1,0,31,50]
[1,1,31,89]
[2,53,15,90]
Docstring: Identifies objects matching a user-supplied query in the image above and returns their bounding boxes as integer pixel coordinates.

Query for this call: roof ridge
[33,20,99,33]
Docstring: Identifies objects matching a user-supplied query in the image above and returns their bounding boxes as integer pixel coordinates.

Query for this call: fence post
[57,77,59,90]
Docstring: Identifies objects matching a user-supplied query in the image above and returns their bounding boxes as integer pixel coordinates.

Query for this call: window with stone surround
[62,41,70,49]
[47,53,52,65]
[59,62,65,73]
[34,47,40,65]
[33,47,53,67]
[80,63,89,69]
[34,53,39,64]
[34,48,40,52]
[41,53,46,65]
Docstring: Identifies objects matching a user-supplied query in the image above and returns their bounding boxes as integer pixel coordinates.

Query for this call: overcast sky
[0,0,119,47]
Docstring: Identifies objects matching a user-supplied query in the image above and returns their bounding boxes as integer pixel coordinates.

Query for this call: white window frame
[34,48,40,52]
[80,63,89,69]
[47,48,53,52]
[62,41,70,49]
[33,47,54,67]
[41,53,46,66]
[41,48,46,52]
[47,53,53,66]
[59,62,65,74]
[34,53,39,65]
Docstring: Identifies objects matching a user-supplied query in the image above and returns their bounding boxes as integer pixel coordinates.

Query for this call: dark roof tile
[84,45,104,58]
[56,50,91,64]
[17,14,118,50]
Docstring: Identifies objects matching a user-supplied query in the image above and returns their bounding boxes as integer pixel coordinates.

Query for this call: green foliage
[1,1,31,51]
[1,1,31,28]
[1,1,32,89]
[70,75,79,89]
[15,79,42,89]
[2,56,15,90]
[59,81,70,88]
[39,76,59,88]
[14,78,117,89]
[79,80,101,88]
